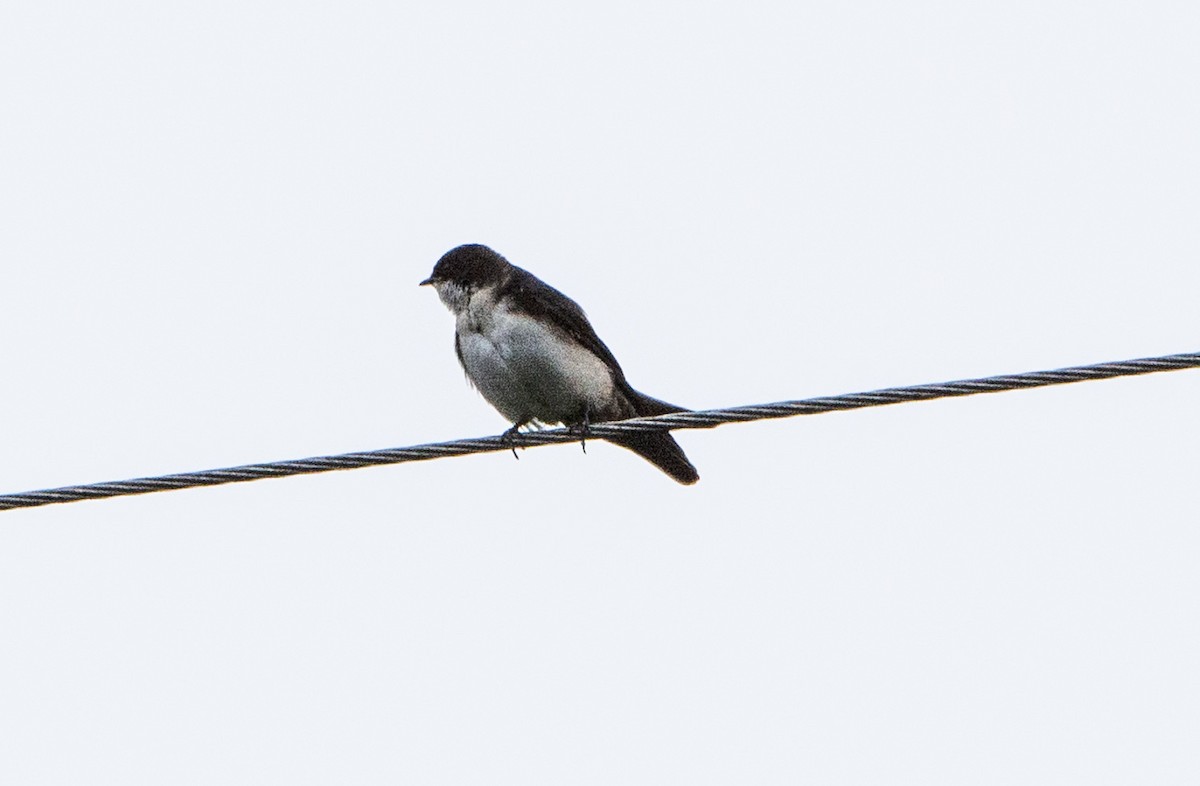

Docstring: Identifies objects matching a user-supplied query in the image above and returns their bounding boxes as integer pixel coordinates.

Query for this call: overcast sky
[3,1,1199,783]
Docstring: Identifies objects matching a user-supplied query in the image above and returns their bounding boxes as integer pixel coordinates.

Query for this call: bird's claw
[570,409,591,454]
[501,424,524,459]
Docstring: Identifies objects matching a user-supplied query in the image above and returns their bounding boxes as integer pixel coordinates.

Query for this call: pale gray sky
[2,1,1199,783]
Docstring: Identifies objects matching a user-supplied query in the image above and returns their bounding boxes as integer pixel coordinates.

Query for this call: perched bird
[420,244,698,484]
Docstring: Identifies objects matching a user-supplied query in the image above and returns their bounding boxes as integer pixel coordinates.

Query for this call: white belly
[456,303,616,426]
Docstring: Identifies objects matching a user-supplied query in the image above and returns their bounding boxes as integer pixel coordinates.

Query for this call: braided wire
[2,351,1197,511]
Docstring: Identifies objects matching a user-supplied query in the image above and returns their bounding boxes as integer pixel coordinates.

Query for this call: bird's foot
[569,409,591,454]
[501,422,528,459]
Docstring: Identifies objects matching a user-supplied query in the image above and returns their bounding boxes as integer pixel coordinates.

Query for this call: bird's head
[420,244,511,314]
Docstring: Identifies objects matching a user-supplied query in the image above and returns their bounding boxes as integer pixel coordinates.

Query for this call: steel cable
[2,351,1197,511]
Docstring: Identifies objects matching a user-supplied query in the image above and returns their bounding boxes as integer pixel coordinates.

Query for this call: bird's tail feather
[605,389,699,485]
[625,390,687,417]
[606,431,699,485]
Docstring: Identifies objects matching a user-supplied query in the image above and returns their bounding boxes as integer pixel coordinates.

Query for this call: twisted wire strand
[2,351,1197,511]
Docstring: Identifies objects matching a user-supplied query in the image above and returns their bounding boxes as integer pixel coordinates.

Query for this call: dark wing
[503,265,629,384]
[454,330,475,388]
[502,265,694,421]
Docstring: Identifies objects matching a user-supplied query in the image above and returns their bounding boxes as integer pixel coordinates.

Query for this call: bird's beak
[419,277,434,287]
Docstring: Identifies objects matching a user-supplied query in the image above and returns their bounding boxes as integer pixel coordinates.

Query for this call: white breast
[454,286,616,426]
